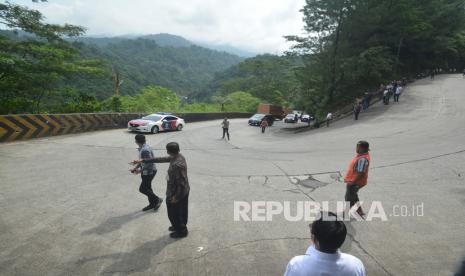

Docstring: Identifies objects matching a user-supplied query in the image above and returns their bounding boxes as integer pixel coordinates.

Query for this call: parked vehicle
[248,114,275,126]
[301,114,314,123]
[284,114,298,123]
[128,114,185,134]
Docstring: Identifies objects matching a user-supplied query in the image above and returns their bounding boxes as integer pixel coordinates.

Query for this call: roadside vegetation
[1,1,465,117]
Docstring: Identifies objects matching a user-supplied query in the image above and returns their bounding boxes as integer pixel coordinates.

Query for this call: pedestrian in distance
[362,92,370,110]
[326,112,333,127]
[294,113,299,123]
[221,117,230,140]
[394,86,402,102]
[383,89,390,105]
[430,70,435,80]
[344,141,371,218]
[378,83,386,100]
[260,119,269,133]
[130,134,163,212]
[134,142,190,238]
[353,102,362,120]
[284,211,366,276]
[392,81,398,98]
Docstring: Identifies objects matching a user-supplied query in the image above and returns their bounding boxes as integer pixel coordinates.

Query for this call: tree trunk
[328,6,344,104]
[35,91,45,114]
[394,37,404,75]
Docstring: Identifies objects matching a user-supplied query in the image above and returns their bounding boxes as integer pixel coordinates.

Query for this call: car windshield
[286,114,295,118]
[142,115,162,122]
[252,114,264,119]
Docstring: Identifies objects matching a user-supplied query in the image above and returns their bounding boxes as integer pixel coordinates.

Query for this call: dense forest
[195,54,302,108]
[285,0,465,116]
[70,38,243,99]
[1,1,465,116]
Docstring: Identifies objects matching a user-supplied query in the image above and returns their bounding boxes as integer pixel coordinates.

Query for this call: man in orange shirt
[344,141,371,217]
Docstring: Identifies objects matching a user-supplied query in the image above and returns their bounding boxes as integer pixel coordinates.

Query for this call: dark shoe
[153,198,163,211]
[168,226,175,232]
[357,208,366,218]
[170,230,188,238]
[142,205,154,212]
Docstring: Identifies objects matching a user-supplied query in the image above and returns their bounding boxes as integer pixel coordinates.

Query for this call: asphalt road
[1,74,464,276]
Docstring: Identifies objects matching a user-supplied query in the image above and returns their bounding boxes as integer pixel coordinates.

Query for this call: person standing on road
[260,119,269,133]
[394,85,402,102]
[221,117,230,140]
[362,92,370,110]
[326,112,333,127]
[344,141,371,218]
[462,69,465,78]
[383,89,390,105]
[353,102,362,120]
[135,142,190,238]
[284,212,366,276]
[131,134,162,212]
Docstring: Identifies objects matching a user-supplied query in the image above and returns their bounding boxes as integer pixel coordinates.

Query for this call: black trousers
[354,111,360,120]
[139,172,160,206]
[394,94,400,102]
[222,128,230,140]
[167,193,189,232]
[261,127,266,133]
[345,184,360,207]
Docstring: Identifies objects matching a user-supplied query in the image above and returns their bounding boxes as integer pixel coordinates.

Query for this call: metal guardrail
[0,112,253,142]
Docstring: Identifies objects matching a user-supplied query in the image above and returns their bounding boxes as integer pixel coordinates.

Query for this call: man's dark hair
[135,134,146,144]
[357,140,370,152]
[166,142,180,154]
[311,212,347,253]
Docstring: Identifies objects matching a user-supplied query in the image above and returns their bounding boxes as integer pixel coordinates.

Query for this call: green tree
[199,54,301,107]
[116,85,180,113]
[0,1,104,114]
[287,0,465,116]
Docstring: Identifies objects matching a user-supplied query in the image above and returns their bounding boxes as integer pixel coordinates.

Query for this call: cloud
[13,0,306,53]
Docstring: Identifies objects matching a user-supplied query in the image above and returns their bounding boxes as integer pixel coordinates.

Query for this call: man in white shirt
[383,89,389,105]
[284,212,366,276]
[326,112,333,127]
[394,86,402,102]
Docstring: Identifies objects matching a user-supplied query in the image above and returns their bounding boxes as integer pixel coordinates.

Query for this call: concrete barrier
[0,112,252,142]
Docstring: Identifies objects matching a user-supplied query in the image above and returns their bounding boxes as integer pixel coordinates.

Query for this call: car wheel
[176,124,183,131]
[151,126,159,134]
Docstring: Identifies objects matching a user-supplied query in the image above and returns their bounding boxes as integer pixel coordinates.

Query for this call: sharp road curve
[1,75,464,275]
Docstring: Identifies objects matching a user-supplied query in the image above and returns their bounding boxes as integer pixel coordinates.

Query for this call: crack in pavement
[372,148,465,170]
[271,162,316,201]
[247,175,269,187]
[346,233,394,276]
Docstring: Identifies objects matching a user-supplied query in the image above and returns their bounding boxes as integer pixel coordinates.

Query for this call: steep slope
[69,38,244,99]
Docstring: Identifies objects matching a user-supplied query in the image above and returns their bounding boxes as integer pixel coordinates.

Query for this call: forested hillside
[70,38,243,99]
[286,0,465,116]
[194,54,302,108]
[2,0,465,116]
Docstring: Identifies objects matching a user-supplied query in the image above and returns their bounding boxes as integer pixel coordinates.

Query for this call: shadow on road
[75,236,176,274]
[341,220,356,253]
[82,210,153,236]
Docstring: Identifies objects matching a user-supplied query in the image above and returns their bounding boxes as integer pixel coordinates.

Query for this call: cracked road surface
[1,75,465,275]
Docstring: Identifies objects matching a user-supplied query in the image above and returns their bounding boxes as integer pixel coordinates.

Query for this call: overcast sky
[12,0,306,54]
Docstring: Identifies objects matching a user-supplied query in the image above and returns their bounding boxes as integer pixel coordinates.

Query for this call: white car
[128,114,185,134]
